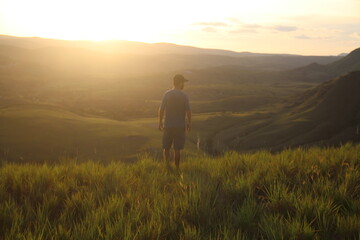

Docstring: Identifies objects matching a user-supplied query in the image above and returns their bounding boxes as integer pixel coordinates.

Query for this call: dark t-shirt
[160,89,190,128]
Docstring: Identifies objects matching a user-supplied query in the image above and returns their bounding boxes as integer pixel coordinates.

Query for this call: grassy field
[0,104,167,162]
[0,144,359,239]
[0,103,282,162]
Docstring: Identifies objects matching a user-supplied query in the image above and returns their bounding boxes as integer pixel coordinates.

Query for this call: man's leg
[174,149,180,168]
[162,128,173,164]
[163,149,170,163]
[173,128,185,169]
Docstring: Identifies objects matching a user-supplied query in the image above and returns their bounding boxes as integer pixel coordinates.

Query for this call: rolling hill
[210,71,360,152]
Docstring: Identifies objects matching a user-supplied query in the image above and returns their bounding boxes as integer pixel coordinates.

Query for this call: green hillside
[0,104,165,162]
[210,71,360,153]
[1,144,359,239]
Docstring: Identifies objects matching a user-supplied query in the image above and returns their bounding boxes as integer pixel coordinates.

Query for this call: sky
[0,0,359,55]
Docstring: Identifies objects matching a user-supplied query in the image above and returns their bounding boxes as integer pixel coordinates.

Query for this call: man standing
[158,74,191,168]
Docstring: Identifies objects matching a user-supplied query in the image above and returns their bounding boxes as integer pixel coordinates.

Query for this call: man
[158,74,191,168]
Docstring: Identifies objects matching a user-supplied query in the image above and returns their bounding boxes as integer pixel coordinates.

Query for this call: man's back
[160,89,190,129]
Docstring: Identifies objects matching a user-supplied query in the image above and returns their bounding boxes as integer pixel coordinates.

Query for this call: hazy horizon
[0,33,356,56]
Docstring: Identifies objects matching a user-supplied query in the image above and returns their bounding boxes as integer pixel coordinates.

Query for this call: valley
[0,35,359,162]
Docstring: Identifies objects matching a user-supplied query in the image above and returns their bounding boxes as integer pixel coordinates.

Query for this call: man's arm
[186,110,192,132]
[158,107,165,131]
[184,94,191,132]
[159,93,167,131]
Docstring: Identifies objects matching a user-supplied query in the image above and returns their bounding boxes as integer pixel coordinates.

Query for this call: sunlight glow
[2,0,184,42]
[0,0,359,54]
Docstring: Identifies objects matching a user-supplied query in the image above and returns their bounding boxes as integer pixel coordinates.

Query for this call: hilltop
[287,47,360,82]
[1,144,359,239]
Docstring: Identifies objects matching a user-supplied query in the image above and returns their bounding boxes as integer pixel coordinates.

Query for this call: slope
[211,71,360,152]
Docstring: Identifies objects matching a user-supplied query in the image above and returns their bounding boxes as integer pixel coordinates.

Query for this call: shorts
[162,128,186,150]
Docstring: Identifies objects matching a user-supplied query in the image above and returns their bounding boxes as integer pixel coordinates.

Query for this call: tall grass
[0,143,359,239]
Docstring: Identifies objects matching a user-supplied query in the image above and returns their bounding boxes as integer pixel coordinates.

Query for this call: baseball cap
[173,74,189,84]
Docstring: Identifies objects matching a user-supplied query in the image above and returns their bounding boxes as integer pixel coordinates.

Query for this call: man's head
[173,74,189,89]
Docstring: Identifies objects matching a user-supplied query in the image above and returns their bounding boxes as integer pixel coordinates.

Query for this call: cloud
[230,29,258,34]
[294,34,333,40]
[295,34,312,39]
[286,15,360,26]
[243,24,262,29]
[225,19,264,34]
[274,25,298,32]
[202,27,217,33]
[192,22,229,33]
[192,22,229,27]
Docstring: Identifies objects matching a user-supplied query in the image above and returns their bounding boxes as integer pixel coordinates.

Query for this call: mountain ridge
[287,47,360,82]
[0,34,344,57]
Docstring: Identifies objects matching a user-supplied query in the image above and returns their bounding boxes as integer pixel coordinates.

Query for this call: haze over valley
[0,35,359,162]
